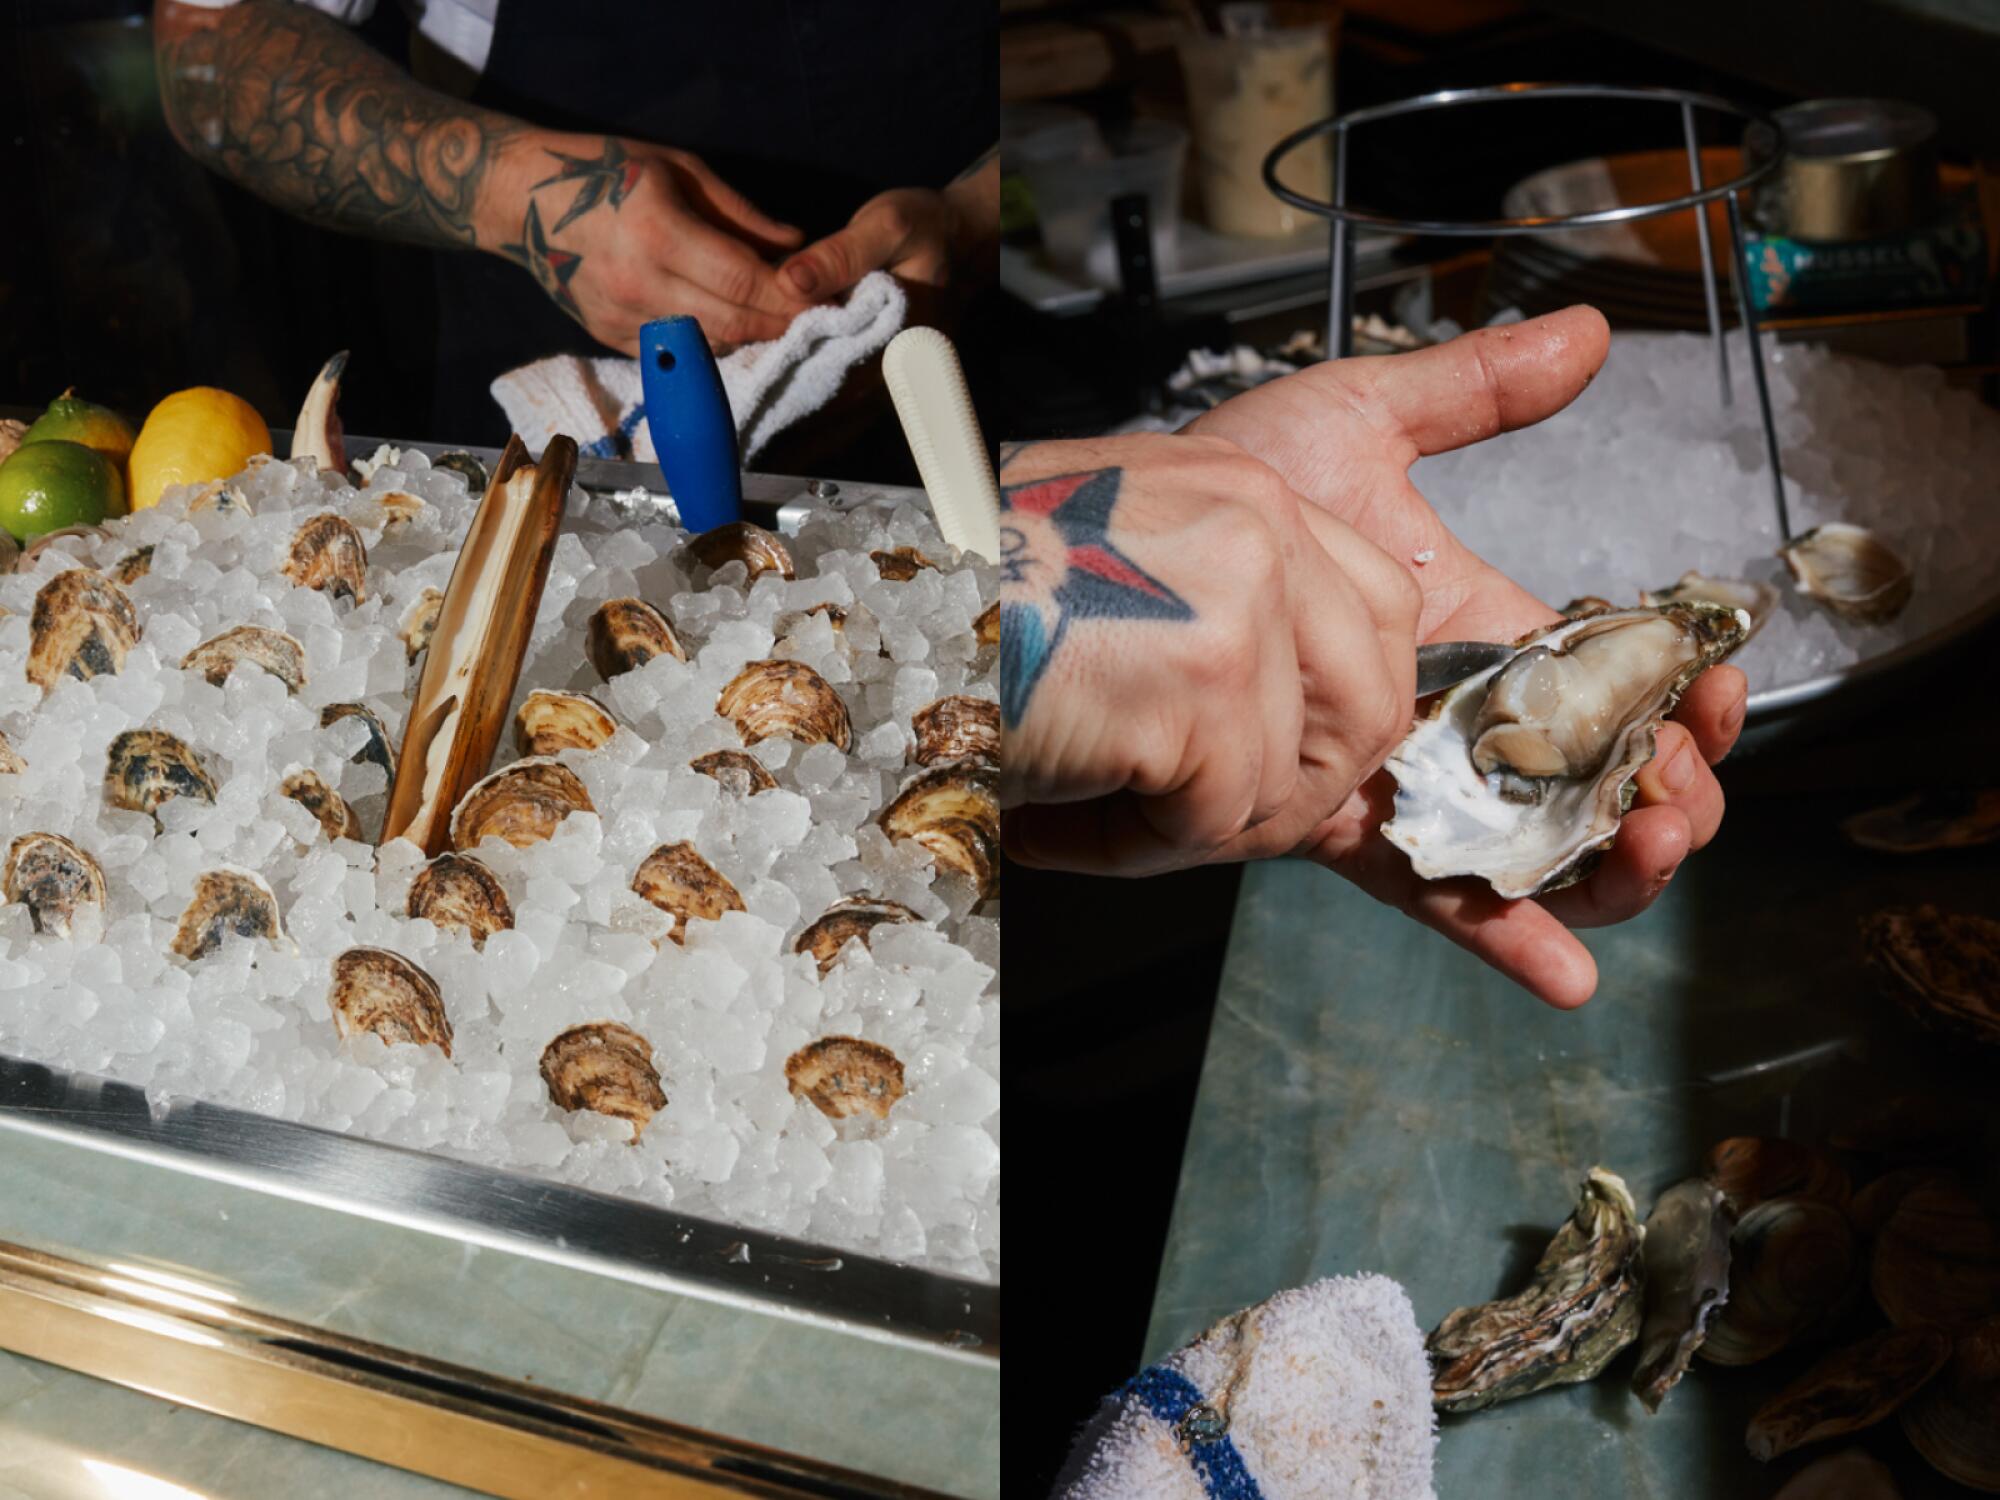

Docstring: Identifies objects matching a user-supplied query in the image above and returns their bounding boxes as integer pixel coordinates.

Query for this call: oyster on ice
[283,513,368,605]
[329,947,452,1055]
[793,896,922,974]
[27,568,139,690]
[785,1036,906,1120]
[406,852,512,947]
[1641,571,1780,642]
[3,833,107,937]
[1383,603,1749,899]
[1426,1166,1645,1412]
[321,702,395,776]
[450,758,595,850]
[912,695,1000,767]
[540,1021,665,1138]
[170,867,289,961]
[105,729,216,821]
[684,522,794,582]
[278,769,362,842]
[587,598,686,679]
[183,625,307,693]
[718,660,852,751]
[630,842,744,944]
[514,689,616,757]
[689,748,777,796]
[1780,523,1912,624]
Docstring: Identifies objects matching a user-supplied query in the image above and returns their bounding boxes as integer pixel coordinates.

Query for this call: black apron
[430,0,997,449]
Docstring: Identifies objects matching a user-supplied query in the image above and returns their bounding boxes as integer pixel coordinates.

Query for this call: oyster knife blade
[1416,640,1517,698]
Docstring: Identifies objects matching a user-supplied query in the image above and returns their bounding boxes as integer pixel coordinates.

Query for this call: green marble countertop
[1147,787,1998,1498]
[0,1124,997,1498]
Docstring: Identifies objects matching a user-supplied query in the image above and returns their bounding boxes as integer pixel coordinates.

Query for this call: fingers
[1671,663,1748,766]
[668,215,809,323]
[659,275,795,352]
[1629,719,1725,850]
[1536,805,1692,929]
[781,209,907,301]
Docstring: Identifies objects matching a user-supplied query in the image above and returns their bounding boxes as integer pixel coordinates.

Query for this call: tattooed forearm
[998,467,1193,728]
[155,0,518,250]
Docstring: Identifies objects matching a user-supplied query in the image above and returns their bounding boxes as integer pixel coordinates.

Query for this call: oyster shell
[793,896,922,975]
[400,588,443,663]
[373,490,425,528]
[911,695,999,767]
[1900,1313,2000,1492]
[1633,1178,1736,1412]
[1746,1325,1952,1461]
[282,513,368,605]
[1383,603,1750,899]
[0,729,24,775]
[684,521,795,582]
[278,769,362,842]
[717,660,853,750]
[406,852,512,948]
[880,762,999,900]
[586,598,686,679]
[1843,789,2000,854]
[15,525,109,573]
[169,867,288,961]
[182,625,307,693]
[188,480,250,516]
[1706,1137,1852,1215]
[328,946,452,1055]
[450,758,595,850]
[784,1036,906,1120]
[1426,1167,1645,1412]
[1559,594,1614,618]
[1781,523,1912,624]
[111,546,153,585]
[104,729,216,820]
[3,833,106,937]
[27,568,140,690]
[514,689,616,757]
[0,418,24,466]
[631,842,745,944]
[1699,1198,1856,1366]
[540,1021,665,1138]
[1870,1180,2000,1329]
[431,450,488,491]
[689,748,777,796]
[975,601,999,651]
[872,546,937,580]
[1862,905,2000,1047]
[321,702,394,776]
[1641,571,1780,642]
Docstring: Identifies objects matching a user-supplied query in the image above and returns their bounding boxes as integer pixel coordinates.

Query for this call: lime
[0,440,127,541]
[20,389,138,474]
[127,386,272,512]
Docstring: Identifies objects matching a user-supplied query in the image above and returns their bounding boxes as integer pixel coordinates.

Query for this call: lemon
[21,389,138,478]
[0,440,126,541]
[127,387,272,512]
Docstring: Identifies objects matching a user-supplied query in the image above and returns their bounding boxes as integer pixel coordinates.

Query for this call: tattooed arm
[154,0,810,352]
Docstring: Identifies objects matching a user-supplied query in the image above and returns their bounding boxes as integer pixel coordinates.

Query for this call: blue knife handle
[640,316,743,531]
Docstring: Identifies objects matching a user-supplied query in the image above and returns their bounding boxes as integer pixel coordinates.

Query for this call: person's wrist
[474,126,592,256]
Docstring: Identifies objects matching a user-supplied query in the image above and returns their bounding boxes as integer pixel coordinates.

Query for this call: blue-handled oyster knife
[639,315,742,532]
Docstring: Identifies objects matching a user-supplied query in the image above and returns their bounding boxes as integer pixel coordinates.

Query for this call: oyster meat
[1426,1166,1645,1413]
[794,896,922,975]
[1862,905,2000,1047]
[587,598,686,679]
[684,521,795,582]
[1383,604,1749,899]
[450,758,595,850]
[689,748,777,796]
[282,513,368,605]
[1632,1177,1735,1412]
[182,625,307,693]
[1746,1325,1952,1462]
[406,852,512,948]
[329,947,452,1055]
[170,867,289,961]
[912,695,1000,767]
[514,689,616,757]
[880,762,999,900]
[105,729,216,820]
[717,660,852,751]
[1699,1197,1856,1366]
[279,769,363,842]
[27,568,140,690]
[3,833,106,937]
[784,1036,906,1120]
[540,1021,665,1138]
[630,842,745,944]
[1780,523,1912,624]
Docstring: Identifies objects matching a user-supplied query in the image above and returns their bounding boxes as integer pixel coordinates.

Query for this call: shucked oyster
[1633,1178,1735,1412]
[1383,604,1749,899]
[1781,523,1912,624]
[1427,1167,1645,1412]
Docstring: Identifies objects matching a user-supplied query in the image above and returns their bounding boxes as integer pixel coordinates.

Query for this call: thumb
[780,211,904,301]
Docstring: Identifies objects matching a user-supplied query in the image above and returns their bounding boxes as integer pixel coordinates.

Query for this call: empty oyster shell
[793,896,922,974]
[1781,523,1912,624]
[189,480,250,516]
[321,702,394,776]
[111,546,153,585]
[400,588,443,663]
[278,769,362,842]
[718,660,853,750]
[15,525,110,573]
[1633,1178,1736,1412]
[975,601,999,651]
[182,625,307,693]
[406,852,512,948]
[431,450,488,491]
[684,521,795,582]
[0,729,24,775]
[784,1036,906,1120]
[1700,1198,1857,1366]
[3,833,106,937]
[170,867,288,961]
[1871,1180,2000,1329]
[912,695,999,767]
[1843,789,2000,854]
[586,598,686,679]
[631,842,744,944]
[449,758,595,850]
[1427,1167,1645,1412]
[514,689,616,757]
[282,512,368,605]
[540,1021,665,1137]
[1863,905,2000,1047]
[104,729,216,820]
[880,762,1000,900]
[1772,1449,1904,1500]
[1642,571,1780,641]
[1900,1313,2000,1492]
[329,946,452,1055]
[1706,1137,1852,1215]
[27,568,140,690]
[1746,1325,1952,1461]
[872,546,937,580]
[1383,603,1750,899]
[689,748,777,795]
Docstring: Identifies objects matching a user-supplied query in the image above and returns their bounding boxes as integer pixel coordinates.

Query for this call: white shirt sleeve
[165,0,380,16]
[164,0,496,79]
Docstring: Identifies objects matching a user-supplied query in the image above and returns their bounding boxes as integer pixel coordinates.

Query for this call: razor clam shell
[3,833,106,937]
[1863,905,2000,1047]
[406,853,512,948]
[784,1036,906,1120]
[1633,1178,1735,1412]
[1746,1325,1952,1461]
[27,569,139,690]
[329,947,452,1056]
[540,1021,665,1137]
[1426,1166,1645,1412]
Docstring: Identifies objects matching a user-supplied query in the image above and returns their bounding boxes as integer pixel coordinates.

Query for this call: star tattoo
[999,467,1193,728]
[533,139,644,234]
[502,198,582,318]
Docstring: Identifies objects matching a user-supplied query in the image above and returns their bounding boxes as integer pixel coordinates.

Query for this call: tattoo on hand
[999,467,1193,729]
[156,0,515,250]
[533,139,644,233]
[500,199,583,318]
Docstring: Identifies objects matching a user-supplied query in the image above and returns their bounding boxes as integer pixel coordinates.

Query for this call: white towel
[1052,1275,1437,1500]
[489,271,908,465]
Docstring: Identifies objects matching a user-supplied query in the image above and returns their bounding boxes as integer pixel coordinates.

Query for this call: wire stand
[1263,83,1793,540]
